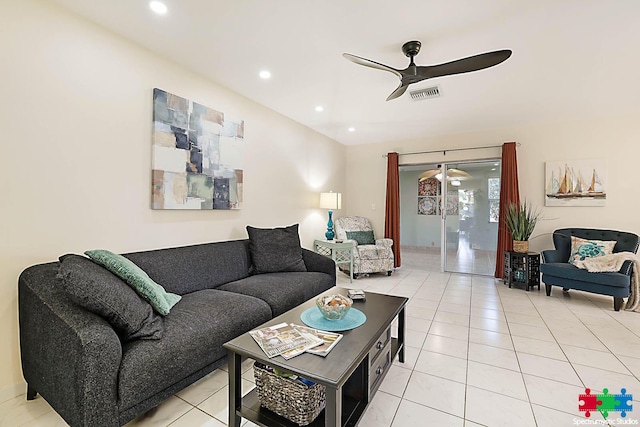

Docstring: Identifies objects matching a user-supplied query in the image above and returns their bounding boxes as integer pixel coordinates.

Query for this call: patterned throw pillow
[568,236,616,265]
[346,230,376,245]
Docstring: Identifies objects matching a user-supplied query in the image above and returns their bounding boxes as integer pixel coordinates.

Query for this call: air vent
[410,85,441,101]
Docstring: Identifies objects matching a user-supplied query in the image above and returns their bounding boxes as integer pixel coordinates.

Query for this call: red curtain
[494,142,520,278]
[385,152,401,268]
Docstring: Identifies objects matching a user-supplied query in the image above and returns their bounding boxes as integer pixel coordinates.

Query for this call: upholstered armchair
[334,216,394,278]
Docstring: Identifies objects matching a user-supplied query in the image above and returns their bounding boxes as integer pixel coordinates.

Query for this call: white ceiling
[48,0,640,146]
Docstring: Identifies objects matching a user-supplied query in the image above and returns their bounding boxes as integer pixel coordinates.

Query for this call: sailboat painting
[545,160,606,206]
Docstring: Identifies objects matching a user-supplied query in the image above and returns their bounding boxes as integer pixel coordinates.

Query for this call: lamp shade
[319,192,342,210]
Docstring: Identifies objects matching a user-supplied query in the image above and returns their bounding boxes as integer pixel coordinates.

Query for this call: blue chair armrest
[542,249,566,263]
[621,259,634,276]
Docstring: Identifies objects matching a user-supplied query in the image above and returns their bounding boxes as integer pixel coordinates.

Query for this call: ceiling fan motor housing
[402,40,422,59]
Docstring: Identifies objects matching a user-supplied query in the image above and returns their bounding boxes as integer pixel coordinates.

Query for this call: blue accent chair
[540,228,639,311]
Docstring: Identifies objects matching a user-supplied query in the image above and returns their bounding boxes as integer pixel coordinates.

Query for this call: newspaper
[291,324,343,357]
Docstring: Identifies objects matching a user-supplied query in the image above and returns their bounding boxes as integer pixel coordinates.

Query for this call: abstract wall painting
[545,159,606,207]
[152,88,244,210]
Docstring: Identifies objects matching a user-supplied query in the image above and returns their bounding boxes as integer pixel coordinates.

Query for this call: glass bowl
[316,294,353,321]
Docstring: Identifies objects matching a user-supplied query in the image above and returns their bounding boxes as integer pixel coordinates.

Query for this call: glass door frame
[440,158,502,275]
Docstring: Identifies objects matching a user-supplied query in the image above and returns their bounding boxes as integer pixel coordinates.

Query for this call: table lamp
[319,191,342,240]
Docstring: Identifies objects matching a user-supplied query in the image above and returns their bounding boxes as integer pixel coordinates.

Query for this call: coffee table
[224,287,407,427]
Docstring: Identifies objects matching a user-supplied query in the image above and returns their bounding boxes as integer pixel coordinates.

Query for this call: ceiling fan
[343,41,512,101]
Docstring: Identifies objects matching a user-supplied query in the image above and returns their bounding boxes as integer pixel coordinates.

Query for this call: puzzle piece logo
[598,388,616,419]
[579,387,633,419]
[579,388,601,418]
[615,388,633,418]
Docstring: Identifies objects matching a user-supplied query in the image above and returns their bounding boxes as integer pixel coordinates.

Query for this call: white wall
[0,0,346,396]
[346,114,640,258]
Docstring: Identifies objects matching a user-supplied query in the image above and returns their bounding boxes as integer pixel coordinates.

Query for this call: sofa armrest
[375,238,393,249]
[19,263,122,427]
[621,260,634,276]
[302,249,336,282]
[541,249,566,264]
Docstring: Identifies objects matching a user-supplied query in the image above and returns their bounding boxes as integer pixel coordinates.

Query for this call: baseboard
[0,381,26,404]
[400,245,441,252]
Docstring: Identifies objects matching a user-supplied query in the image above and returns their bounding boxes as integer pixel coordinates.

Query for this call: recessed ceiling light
[491,168,497,171]
[149,1,168,15]
[315,105,324,112]
[348,127,355,132]
[259,70,271,79]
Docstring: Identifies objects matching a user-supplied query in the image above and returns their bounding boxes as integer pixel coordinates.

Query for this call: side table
[504,251,540,291]
[314,239,354,283]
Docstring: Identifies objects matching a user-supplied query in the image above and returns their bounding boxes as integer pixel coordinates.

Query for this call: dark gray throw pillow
[246,224,307,274]
[57,254,164,341]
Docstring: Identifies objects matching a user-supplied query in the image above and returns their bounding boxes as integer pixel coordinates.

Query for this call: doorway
[399,159,501,276]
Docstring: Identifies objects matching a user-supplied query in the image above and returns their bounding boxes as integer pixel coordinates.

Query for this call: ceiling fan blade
[417,50,512,79]
[386,84,408,101]
[343,53,402,78]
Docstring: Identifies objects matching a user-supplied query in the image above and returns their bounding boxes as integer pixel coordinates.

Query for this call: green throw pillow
[85,249,181,316]
[346,230,376,245]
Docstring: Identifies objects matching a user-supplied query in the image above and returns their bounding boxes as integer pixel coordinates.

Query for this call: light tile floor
[4,250,640,426]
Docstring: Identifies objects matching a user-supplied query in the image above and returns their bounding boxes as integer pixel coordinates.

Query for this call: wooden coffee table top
[224,287,407,387]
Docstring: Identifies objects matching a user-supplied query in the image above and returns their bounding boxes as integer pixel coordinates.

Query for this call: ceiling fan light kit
[343,40,512,101]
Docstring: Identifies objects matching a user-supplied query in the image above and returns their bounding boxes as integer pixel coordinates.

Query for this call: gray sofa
[19,239,335,427]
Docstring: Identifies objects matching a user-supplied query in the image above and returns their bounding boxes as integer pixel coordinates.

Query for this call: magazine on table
[291,324,343,357]
[249,322,319,358]
[279,330,324,360]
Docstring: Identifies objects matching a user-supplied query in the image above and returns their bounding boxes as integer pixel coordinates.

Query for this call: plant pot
[513,240,529,253]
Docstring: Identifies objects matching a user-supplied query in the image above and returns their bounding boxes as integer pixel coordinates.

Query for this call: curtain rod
[382,142,520,158]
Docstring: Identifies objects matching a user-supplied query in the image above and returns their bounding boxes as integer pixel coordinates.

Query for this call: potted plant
[505,201,541,253]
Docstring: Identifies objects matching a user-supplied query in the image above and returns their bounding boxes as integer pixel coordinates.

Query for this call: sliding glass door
[441,160,501,275]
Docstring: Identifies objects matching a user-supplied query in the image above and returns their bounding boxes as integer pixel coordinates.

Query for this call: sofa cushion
[85,249,181,315]
[117,289,272,410]
[218,272,334,317]
[568,236,616,265]
[346,230,375,245]
[123,240,253,295]
[246,224,307,274]
[540,262,630,288]
[57,254,164,341]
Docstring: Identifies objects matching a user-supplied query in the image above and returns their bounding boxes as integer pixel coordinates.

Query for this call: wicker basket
[513,240,529,253]
[253,363,326,426]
